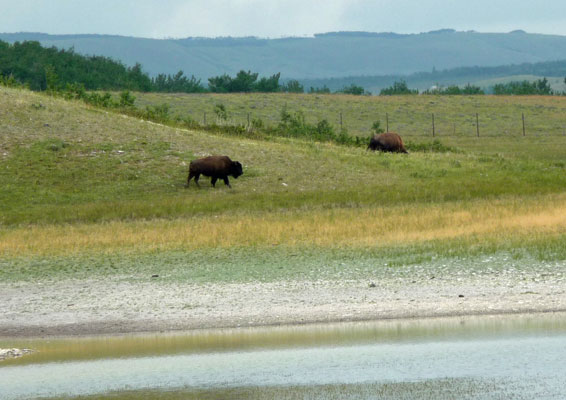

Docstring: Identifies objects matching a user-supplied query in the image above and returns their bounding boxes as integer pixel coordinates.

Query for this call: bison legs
[187,172,201,187]
[210,176,231,188]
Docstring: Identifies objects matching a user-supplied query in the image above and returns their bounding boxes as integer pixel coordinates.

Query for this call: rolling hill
[3,29,566,85]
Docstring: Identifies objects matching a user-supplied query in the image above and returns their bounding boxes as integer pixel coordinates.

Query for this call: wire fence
[135,93,566,139]
[188,109,566,138]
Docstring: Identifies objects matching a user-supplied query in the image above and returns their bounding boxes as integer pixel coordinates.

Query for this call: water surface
[2,313,565,399]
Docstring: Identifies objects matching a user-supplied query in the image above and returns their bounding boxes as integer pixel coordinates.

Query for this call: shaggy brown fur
[187,155,243,188]
[367,132,408,153]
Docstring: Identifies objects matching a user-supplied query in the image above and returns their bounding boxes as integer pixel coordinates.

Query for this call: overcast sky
[1,0,566,38]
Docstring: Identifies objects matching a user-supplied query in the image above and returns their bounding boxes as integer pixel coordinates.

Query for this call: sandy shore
[2,262,565,338]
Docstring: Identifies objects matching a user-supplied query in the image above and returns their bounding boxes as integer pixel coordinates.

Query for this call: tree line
[0,40,367,94]
[379,78,559,96]
[0,40,152,91]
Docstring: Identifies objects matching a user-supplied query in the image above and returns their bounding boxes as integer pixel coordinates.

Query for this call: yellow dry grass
[2,193,566,257]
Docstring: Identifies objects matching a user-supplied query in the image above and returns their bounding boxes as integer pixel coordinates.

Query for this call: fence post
[386,113,389,132]
[522,113,526,136]
[204,111,207,126]
[476,113,480,137]
[247,112,251,127]
[432,113,435,137]
[340,112,343,131]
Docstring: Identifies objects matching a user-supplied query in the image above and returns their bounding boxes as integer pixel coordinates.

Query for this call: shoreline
[2,267,565,339]
[2,308,566,339]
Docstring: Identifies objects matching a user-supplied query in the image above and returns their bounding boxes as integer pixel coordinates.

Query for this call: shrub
[0,73,26,88]
[119,90,136,108]
[405,139,459,153]
[143,103,171,122]
[337,84,368,95]
[371,120,385,134]
[213,103,229,123]
[380,80,418,95]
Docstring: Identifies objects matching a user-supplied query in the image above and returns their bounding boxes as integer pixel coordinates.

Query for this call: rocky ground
[1,260,565,338]
[0,348,33,361]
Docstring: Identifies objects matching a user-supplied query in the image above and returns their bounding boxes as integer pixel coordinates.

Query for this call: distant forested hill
[2,30,566,81]
[0,40,151,91]
[302,60,566,93]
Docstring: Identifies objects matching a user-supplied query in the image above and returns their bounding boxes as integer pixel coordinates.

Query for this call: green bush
[213,103,229,123]
[337,84,368,95]
[119,90,136,108]
[371,121,385,134]
[405,139,459,153]
[380,80,418,95]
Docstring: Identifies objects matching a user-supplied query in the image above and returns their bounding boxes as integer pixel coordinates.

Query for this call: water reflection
[1,313,566,400]
[2,312,566,366]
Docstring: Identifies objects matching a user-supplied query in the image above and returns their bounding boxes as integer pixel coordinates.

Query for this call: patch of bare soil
[1,265,565,338]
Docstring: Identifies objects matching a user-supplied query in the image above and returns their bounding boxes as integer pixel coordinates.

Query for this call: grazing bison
[187,155,243,188]
[367,132,408,153]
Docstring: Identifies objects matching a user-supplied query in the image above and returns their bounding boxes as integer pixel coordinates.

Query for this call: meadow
[2,87,566,283]
[134,92,566,138]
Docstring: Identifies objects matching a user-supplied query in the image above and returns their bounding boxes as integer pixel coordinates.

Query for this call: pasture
[2,87,566,284]
[134,92,566,138]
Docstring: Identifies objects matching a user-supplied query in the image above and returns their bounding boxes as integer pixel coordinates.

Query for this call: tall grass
[3,194,566,257]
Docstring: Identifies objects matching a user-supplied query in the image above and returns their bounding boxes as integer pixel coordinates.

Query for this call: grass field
[134,92,566,138]
[2,87,566,283]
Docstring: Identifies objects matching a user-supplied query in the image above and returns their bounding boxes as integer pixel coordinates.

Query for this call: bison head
[232,161,243,178]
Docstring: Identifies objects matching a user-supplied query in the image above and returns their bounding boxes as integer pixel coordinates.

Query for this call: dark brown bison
[367,132,408,153]
[187,155,243,188]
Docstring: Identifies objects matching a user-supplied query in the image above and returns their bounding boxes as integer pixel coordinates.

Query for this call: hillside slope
[2,87,566,337]
[3,86,566,228]
[3,30,566,80]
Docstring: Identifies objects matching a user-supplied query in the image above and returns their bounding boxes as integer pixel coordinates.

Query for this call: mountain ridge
[2,30,566,82]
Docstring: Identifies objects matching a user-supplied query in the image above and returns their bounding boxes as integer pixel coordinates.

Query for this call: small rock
[368,282,376,288]
[151,274,159,278]
[282,182,288,187]
[458,294,465,298]
[0,348,34,361]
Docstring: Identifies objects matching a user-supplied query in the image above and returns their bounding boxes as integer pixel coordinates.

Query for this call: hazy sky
[1,0,566,38]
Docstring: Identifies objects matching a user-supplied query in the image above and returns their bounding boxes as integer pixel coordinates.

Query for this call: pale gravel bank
[1,261,565,338]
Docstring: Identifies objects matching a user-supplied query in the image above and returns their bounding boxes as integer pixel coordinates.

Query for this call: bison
[187,155,243,188]
[367,132,408,153]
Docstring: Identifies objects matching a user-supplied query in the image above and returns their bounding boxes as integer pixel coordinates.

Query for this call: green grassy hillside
[2,87,566,283]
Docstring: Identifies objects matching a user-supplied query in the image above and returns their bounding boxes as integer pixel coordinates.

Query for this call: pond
[1,312,566,399]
